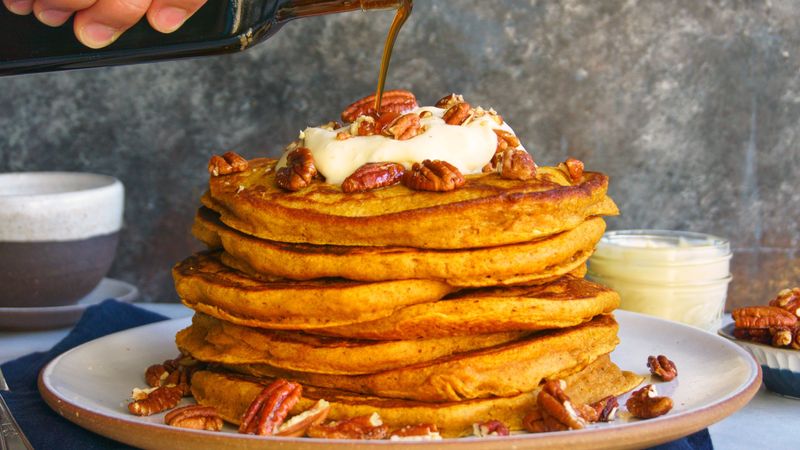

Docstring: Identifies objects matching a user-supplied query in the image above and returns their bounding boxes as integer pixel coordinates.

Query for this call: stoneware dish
[0,172,124,307]
[719,323,800,399]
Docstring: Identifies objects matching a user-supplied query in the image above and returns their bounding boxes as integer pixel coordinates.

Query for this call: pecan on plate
[208,151,248,177]
[434,93,465,109]
[472,420,510,437]
[307,412,389,440]
[389,423,441,441]
[275,147,318,192]
[145,355,200,396]
[403,160,465,192]
[276,399,331,437]
[164,405,224,431]
[383,113,421,140]
[239,379,302,435]
[498,149,537,181]
[732,306,798,329]
[647,355,678,381]
[341,90,418,123]
[442,102,472,125]
[625,384,673,419]
[342,162,405,193]
[128,384,183,416]
[590,396,619,422]
[770,287,800,318]
[536,379,586,431]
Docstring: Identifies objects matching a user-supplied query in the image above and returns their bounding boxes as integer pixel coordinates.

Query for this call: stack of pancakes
[175,158,641,437]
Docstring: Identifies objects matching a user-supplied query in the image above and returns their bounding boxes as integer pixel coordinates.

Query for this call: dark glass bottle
[0,0,400,76]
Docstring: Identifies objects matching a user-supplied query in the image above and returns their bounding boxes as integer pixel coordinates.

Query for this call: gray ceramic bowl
[0,172,124,307]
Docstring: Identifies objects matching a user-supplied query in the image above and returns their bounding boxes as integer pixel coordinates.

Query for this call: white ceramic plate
[0,278,138,330]
[39,311,760,450]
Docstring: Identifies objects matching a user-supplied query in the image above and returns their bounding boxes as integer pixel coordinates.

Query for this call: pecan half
[383,113,421,140]
[472,420,510,437]
[733,306,798,329]
[626,384,673,419]
[145,364,169,388]
[145,355,199,396]
[342,162,405,193]
[499,149,537,180]
[590,396,619,422]
[239,379,302,435]
[442,102,472,125]
[434,93,465,109]
[770,287,800,318]
[276,147,318,192]
[208,151,248,177]
[537,380,586,430]
[165,405,223,431]
[403,160,465,192]
[307,413,389,440]
[647,355,678,381]
[128,384,183,416]
[341,90,418,123]
[389,423,441,440]
[276,399,330,437]
[733,327,772,345]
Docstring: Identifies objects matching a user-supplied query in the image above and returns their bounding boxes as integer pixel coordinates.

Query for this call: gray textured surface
[1,0,798,308]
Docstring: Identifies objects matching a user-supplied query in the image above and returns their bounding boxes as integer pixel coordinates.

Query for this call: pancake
[214,314,619,402]
[191,354,644,438]
[193,206,605,287]
[176,313,530,375]
[203,158,618,249]
[173,252,454,329]
[313,275,620,340]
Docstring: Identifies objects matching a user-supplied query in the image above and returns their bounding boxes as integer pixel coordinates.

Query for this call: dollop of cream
[277,106,524,185]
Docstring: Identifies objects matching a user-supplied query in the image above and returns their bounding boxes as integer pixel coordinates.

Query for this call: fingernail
[154,6,188,33]
[7,0,33,15]
[37,9,71,26]
[79,23,119,48]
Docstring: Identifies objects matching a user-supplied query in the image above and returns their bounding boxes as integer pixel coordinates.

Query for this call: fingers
[145,0,205,33]
[73,0,151,48]
[3,0,34,15]
[31,0,96,26]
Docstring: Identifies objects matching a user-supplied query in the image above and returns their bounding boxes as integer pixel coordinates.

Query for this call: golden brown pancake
[313,275,620,340]
[176,313,530,375]
[173,252,453,329]
[193,206,605,287]
[191,354,643,438]
[203,158,618,249]
[215,315,619,402]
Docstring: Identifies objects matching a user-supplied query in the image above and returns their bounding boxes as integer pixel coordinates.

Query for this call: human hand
[2,0,207,49]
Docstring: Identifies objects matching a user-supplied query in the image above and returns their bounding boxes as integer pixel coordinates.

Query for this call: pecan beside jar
[402,160,465,192]
[733,306,798,329]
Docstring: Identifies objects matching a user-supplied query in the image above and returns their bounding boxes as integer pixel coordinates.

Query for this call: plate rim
[38,311,762,450]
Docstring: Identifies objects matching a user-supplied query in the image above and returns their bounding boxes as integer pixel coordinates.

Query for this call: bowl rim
[0,172,121,201]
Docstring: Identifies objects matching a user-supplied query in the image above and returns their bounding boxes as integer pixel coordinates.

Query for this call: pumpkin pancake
[173,252,453,330]
[203,158,618,249]
[213,314,619,402]
[193,206,605,287]
[191,354,643,438]
[313,275,619,340]
[176,313,529,375]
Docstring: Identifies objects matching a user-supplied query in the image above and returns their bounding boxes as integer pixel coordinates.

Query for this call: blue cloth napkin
[1,300,712,450]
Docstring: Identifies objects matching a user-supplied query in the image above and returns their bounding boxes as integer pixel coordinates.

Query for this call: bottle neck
[276,0,402,22]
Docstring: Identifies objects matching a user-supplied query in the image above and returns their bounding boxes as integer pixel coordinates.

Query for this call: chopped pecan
[341,90,418,123]
[403,160,465,192]
[350,115,377,136]
[434,93,465,109]
[626,384,673,419]
[472,420,509,437]
[561,158,584,182]
[499,149,537,180]
[537,379,586,430]
[647,355,678,381]
[383,113,421,140]
[493,129,521,151]
[336,131,352,140]
[128,384,183,416]
[442,102,472,125]
[307,413,389,440]
[319,121,341,131]
[733,306,798,329]
[389,423,441,440]
[239,379,302,435]
[770,287,800,318]
[342,162,405,193]
[276,399,330,437]
[275,147,318,192]
[208,151,248,177]
[590,396,619,422]
[164,405,223,431]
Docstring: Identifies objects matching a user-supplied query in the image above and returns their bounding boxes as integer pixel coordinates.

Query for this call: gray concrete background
[1,0,798,309]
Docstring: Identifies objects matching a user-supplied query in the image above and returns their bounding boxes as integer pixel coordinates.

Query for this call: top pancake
[204,158,618,249]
